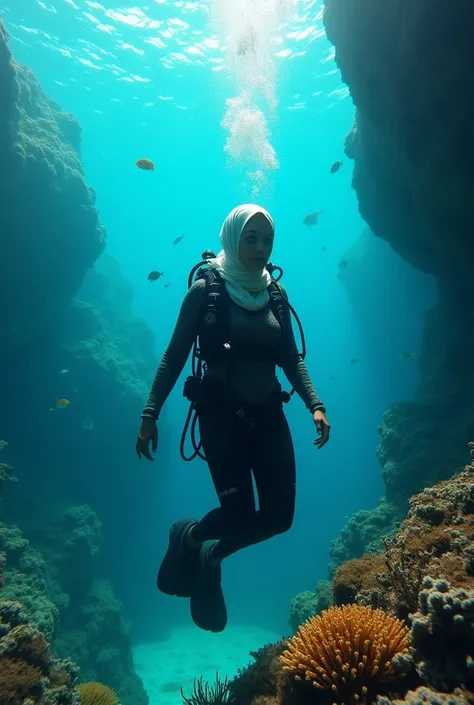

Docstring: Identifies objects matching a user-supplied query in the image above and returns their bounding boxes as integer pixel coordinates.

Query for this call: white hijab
[208,204,274,311]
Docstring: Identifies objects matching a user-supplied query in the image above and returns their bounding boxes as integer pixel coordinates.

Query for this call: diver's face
[238,213,274,272]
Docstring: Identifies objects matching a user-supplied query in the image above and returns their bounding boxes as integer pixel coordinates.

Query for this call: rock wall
[0,19,105,361]
[318,0,474,572]
[324,0,474,284]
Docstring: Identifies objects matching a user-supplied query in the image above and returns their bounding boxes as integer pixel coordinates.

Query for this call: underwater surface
[1,1,474,704]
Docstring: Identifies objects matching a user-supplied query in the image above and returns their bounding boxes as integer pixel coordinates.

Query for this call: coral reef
[377,687,474,705]
[257,445,474,705]
[289,580,333,633]
[329,499,403,576]
[412,577,474,691]
[33,506,149,705]
[332,444,474,621]
[0,19,105,361]
[0,465,148,705]
[0,599,80,705]
[332,555,388,608]
[229,641,288,705]
[0,512,59,641]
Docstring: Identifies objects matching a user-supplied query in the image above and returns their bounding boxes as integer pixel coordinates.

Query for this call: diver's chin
[249,259,267,272]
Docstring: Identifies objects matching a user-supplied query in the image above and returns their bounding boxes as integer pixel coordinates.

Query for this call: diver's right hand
[136,417,158,461]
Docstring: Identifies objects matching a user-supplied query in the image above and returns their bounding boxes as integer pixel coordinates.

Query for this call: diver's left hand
[313,409,330,449]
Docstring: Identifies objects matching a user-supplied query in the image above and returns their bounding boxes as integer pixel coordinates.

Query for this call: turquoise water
[2,0,436,691]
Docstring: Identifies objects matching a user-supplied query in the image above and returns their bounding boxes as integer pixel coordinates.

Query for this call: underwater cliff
[0,20,154,705]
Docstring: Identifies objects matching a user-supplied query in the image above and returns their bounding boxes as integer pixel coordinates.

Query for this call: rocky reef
[0,461,148,705]
[0,600,81,705]
[316,0,474,571]
[0,19,106,362]
[227,446,474,705]
[0,20,155,704]
[324,0,474,284]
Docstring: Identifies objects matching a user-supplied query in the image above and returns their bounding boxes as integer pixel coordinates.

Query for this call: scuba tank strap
[268,281,288,332]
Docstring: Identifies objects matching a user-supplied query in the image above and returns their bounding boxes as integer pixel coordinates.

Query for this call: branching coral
[280,605,411,704]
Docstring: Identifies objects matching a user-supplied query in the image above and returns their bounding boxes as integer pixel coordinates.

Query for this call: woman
[136,204,330,633]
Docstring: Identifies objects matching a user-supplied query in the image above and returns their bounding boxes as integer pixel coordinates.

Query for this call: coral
[332,445,474,623]
[26,506,148,705]
[229,641,288,705]
[0,520,59,640]
[332,555,388,607]
[329,498,403,576]
[289,581,333,633]
[181,675,232,705]
[0,599,80,705]
[0,19,105,361]
[381,449,474,619]
[54,579,148,705]
[280,605,411,704]
[410,577,474,691]
[77,682,119,705]
[0,655,43,699]
[377,686,474,705]
[0,463,14,491]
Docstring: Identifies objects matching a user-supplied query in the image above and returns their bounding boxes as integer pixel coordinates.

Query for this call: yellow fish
[50,398,71,412]
[401,352,416,360]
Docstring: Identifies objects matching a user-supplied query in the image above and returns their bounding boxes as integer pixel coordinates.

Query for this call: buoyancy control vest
[180,251,306,462]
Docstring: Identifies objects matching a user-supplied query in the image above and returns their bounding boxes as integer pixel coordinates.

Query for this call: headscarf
[207,204,274,311]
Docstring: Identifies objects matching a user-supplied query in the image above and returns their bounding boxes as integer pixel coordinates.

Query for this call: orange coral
[77,682,120,705]
[280,605,410,703]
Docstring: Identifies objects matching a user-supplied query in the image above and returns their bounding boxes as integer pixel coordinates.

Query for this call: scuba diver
[136,203,331,633]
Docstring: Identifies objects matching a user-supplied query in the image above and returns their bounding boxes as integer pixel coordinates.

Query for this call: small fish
[330,160,343,174]
[173,234,184,246]
[59,368,69,375]
[401,352,416,359]
[147,270,164,281]
[136,158,155,172]
[351,358,358,364]
[321,245,327,252]
[164,282,171,288]
[82,417,95,431]
[329,376,337,381]
[50,398,70,412]
[338,258,348,269]
[303,210,324,227]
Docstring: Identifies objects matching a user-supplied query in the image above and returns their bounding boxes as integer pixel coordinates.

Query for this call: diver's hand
[136,417,158,461]
[313,409,330,449]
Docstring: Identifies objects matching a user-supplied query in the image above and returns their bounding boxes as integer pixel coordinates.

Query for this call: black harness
[180,257,306,462]
[195,268,293,368]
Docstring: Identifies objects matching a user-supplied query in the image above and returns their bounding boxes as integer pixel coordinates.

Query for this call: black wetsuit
[142,278,325,560]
